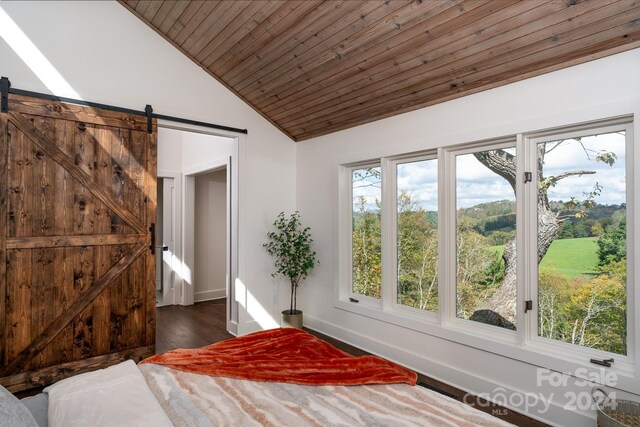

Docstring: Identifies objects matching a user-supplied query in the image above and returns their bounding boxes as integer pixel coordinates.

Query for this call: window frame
[523,118,635,374]
[441,137,520,343]
[343,161,383,308]
[386,153,440,322]
[334,115,638,392]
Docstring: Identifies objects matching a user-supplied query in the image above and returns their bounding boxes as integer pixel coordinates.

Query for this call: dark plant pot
[281,310,303,329]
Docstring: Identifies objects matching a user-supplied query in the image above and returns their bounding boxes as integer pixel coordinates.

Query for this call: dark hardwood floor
[156,298,232,353]
[157,299,548,427]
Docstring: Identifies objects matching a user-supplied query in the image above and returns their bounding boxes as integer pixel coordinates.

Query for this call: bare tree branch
[473,149,517,192]
[545,141,565,154]
[549,169,596,182]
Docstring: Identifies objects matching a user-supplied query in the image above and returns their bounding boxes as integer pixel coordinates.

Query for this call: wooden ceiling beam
[150,1,178,28]
[292,16,640,139]
[194,1,285,64]
[269,0,552,123]
[276,0,616,127]
[155,2,188,34]
[205,1,322,72]
[172,1,218,47]
[248,0,482,109]
[165,1,204,40]
[184,1,257,58]
[233,0,401,94]
[293,35,640,142]
[293,17,638,137]
[141,0,163,22]
[222,1,354,86]
[134,0,152,17]
[181,1,236,54]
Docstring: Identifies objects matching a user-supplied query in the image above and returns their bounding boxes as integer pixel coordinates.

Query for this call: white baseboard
[303,314,593,427]
[194,289,226,302]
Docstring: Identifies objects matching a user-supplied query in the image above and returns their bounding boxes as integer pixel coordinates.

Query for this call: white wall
[296,49,640,426]
[194,169,227,302]
[0,0,296,335]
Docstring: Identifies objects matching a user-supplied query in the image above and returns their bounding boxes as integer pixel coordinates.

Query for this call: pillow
[20,393,48,427]
[0,385,38,427]
[44,360,172,427]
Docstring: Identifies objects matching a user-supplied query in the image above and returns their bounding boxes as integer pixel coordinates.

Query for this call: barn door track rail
[0,76,248,135]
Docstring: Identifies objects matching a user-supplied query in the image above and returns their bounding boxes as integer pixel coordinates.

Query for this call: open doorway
[183,155,238,336]
[155,125,240,347]
[193,168,227,303]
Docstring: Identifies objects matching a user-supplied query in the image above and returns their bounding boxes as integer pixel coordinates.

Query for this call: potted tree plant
[264,211,318,329]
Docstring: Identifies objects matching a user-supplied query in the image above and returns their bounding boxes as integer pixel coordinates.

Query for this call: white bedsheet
[44,360,173,427]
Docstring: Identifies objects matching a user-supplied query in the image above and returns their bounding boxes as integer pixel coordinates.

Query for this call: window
[338,116,634,383]
[351,166,381,299]
[455,146,516,330]
[396,158,438,312]
[533,129,628,356]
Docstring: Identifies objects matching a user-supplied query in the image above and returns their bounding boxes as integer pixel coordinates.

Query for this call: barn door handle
[149,223,156,254]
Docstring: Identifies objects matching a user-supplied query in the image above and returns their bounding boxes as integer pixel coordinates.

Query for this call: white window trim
[386,153,439,323]
[335,115,637,394]
[441,137,518,343]
[524,119,635,375]
[342,161,383,310]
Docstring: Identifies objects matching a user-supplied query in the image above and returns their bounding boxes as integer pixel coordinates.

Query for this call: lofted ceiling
[120,0,640,141]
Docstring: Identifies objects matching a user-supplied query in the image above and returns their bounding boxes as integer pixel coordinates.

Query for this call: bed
[5,329,512,427]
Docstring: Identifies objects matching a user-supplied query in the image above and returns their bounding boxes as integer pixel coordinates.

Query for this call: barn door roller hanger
[0,76,248,135]
[0,77,9,113]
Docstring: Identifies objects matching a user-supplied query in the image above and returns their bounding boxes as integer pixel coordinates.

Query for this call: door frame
[155,172,181,307]
[184,157,237,336]
[158,121,240,336]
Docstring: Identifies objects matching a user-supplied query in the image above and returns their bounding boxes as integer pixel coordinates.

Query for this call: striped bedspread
[139,363,513,427]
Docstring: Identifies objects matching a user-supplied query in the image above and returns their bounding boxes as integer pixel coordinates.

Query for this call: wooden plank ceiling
[120,0,640,141]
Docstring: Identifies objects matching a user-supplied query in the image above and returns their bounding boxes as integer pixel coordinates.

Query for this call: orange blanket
[140,328,417,386]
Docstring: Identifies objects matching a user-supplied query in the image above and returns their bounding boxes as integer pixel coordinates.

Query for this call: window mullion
[341,165,352,303]
[625,122,638,375]
[381,157,395,311]
[517,133,534,347]
[438,147,455,327]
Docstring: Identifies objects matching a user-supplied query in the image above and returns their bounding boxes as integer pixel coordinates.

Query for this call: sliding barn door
[0,94,157,392]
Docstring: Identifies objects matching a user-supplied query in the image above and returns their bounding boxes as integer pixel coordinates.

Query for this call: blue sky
[541,132,626,206]
[353,131,626,212]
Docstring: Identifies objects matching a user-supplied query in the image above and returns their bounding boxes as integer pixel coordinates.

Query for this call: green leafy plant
[264,211,318,314]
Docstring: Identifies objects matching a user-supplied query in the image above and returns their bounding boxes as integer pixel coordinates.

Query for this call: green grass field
[488,237,599,280]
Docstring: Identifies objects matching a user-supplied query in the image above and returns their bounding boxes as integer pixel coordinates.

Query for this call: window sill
[334,297,638,394]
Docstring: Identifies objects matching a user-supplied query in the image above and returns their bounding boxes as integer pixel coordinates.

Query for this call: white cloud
[351,131,625,213]
[397,159,438,210]
[542,133,625,205]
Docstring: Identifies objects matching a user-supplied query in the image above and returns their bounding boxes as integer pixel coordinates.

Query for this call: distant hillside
[459,200,515,220]
[549,201,625,223]
[458,200,516,236]
[456,200,624,239]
